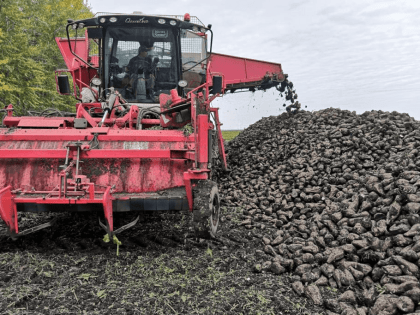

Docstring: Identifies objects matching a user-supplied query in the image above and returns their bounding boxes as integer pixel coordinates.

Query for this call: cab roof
[69,13,208,33]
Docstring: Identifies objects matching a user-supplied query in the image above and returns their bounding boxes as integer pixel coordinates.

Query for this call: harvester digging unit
[0,13,293,239]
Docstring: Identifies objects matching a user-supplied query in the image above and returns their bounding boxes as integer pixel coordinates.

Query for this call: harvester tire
[192,180,220,239]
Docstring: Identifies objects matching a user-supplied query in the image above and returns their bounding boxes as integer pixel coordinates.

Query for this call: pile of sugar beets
[216,108,420,315]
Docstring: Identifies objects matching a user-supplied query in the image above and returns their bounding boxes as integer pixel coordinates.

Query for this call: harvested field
[222,130,242,142]
[216,108,420,315]
[0,211,327,314]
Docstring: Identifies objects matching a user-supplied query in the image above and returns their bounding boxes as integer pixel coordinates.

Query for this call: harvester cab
[0,12,293,240]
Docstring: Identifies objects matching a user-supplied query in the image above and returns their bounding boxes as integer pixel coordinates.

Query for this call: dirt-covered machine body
[0,13,287,238]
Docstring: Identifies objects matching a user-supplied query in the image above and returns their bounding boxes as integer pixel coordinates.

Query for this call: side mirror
[212,76,223,94]
[56,74,71,95]
[87,28,103,39]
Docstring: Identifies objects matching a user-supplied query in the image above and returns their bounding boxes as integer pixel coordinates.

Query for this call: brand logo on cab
[125,17,148,24]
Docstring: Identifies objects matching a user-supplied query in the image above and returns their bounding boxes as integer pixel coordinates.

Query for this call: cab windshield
[104,27,178,102]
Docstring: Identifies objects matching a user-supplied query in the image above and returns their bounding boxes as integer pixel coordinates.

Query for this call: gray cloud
[88,0,420,129]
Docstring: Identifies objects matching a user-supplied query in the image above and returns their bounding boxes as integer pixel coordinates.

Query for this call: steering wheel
[127,57,149,76]
[136,60,150,75]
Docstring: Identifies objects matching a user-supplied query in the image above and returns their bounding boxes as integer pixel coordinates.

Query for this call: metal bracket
[114,216,139,234]
[9,218,57,240]
[98,217,110,235]
[99,216,139,236]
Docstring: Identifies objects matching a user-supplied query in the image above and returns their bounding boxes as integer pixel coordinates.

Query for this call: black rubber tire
[192,180,220,238]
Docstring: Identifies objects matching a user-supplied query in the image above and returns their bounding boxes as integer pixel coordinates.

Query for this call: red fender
[0,186,18,235]
[102,186,113,232]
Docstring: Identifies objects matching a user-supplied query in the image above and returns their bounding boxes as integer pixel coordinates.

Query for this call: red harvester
[0,13,290,239]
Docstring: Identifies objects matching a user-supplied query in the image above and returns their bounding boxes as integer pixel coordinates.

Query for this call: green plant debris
[147,125,163,130]
[103,234,122,256]
[181,123,194,136]
[96,289,107,299]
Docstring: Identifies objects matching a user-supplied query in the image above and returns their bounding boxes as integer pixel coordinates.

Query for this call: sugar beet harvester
[0,13,289,239]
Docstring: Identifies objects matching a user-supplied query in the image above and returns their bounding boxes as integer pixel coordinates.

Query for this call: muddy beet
[216,108,420,314]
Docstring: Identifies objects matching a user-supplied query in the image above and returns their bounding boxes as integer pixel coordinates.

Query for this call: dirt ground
[0,207,329,315]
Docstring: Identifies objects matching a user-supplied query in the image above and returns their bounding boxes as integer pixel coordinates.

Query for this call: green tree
[0,0,92,114]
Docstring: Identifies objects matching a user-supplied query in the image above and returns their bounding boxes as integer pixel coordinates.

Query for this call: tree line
[0,0,92,114]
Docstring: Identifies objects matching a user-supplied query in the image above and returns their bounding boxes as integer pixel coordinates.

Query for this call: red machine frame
[0,13,286,238]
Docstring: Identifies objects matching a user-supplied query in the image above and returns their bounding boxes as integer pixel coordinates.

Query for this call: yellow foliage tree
[0,0,92,114]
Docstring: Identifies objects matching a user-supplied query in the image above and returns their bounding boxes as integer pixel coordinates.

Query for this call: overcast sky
[89,0,420,129]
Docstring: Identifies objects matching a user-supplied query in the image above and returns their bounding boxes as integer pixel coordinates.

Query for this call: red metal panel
[17,118,68,128]
[0,129,194,142]
[77,105,98,128]
[0,139,192,152]
[102,187,113,232]
[0,149,175,159]
[140,119,160,125]
[55,37,89,71]
[90,56,99,68]
[0,158,192,194]
[208,53,284,85]
[0,130,196,194]
[14,198,104,204]
[183,170,208,210]
[197,114,209,163]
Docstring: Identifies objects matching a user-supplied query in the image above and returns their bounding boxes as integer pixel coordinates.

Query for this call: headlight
[99,17,106,23]
[72,23,78,29]
[169,20,177,26]
[192,26,199,32]
[158,18,166,24]
[178,80,188,88]
[109,17,118,23]
[78,23,85,29]
[91,78,102,86]
[200,28,206,33]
